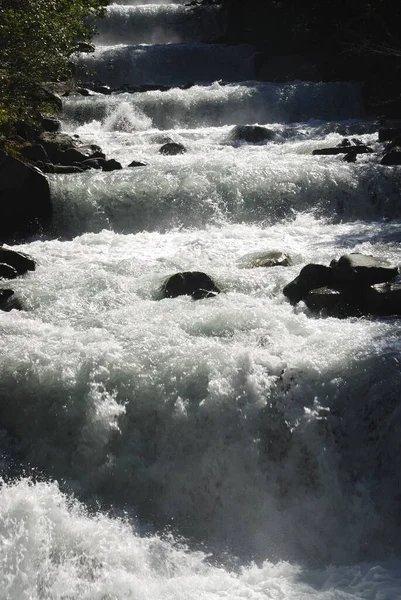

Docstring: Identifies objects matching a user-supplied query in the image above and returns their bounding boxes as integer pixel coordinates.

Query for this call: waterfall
[1,1,401,598]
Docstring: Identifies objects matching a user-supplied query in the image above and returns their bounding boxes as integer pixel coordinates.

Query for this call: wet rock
[54,148,90,165]
[304,286,364,318]
[0,289,23,312]
[238,250,293,268]
[365,282,401,316]
[330,253,398,286]
[0,264,18,279]
[94,84,112,95]
[381,149,401,165]
[229,125,275,144]
[343,150,358,162]
[0,151,52,242]
[161,271,221,300]
[0,248,35,274]
[283,264,333,304]
[37,132,76,162]
[159,142,186,155]
[128,160,147,167]
[313,145,373,156]
[80,158,103,170]
[76,87,92,97]
[102,159,123,172]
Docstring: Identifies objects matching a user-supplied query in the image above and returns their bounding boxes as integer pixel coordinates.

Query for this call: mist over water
[2,1,401,599]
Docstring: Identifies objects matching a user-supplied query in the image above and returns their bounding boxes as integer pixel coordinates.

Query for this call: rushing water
[1,2,401,599]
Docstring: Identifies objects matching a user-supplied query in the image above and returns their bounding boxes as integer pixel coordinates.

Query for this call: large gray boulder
[330,253,398,285]
[0,151,52,242]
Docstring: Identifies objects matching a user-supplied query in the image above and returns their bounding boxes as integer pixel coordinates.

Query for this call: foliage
[0,0,110,131]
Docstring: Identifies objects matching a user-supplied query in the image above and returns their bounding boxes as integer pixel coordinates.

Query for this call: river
[1,0,401,598]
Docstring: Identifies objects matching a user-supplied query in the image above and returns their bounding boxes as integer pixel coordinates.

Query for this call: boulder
[19,144,49,164]
[283,264,333,304]
[229,125,275,144]
[330,253,398,286]
[54,148,90,165]
[80,158,103,170]
[0,264,18,279]
[37,132,76,162]
[102,159,123,172]
[0,289,23,312]
[161,271,221,300]
[0,151,52,242]
[238,250,293,268]
[41,117,61,133]
[159,142,186,155]
[0,247,35,274]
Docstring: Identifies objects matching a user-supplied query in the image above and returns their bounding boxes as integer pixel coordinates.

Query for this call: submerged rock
[161,271,221,300]
[0,289,23,312]
[238,250,293,268]
[229,125,275,144]
[159,142,186,155]
[128,160,147,168]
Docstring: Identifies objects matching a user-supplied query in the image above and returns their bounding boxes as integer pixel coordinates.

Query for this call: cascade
[1,1,401,598]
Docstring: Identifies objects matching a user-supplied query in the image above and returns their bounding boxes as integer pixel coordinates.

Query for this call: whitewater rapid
[1,1,401,599]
